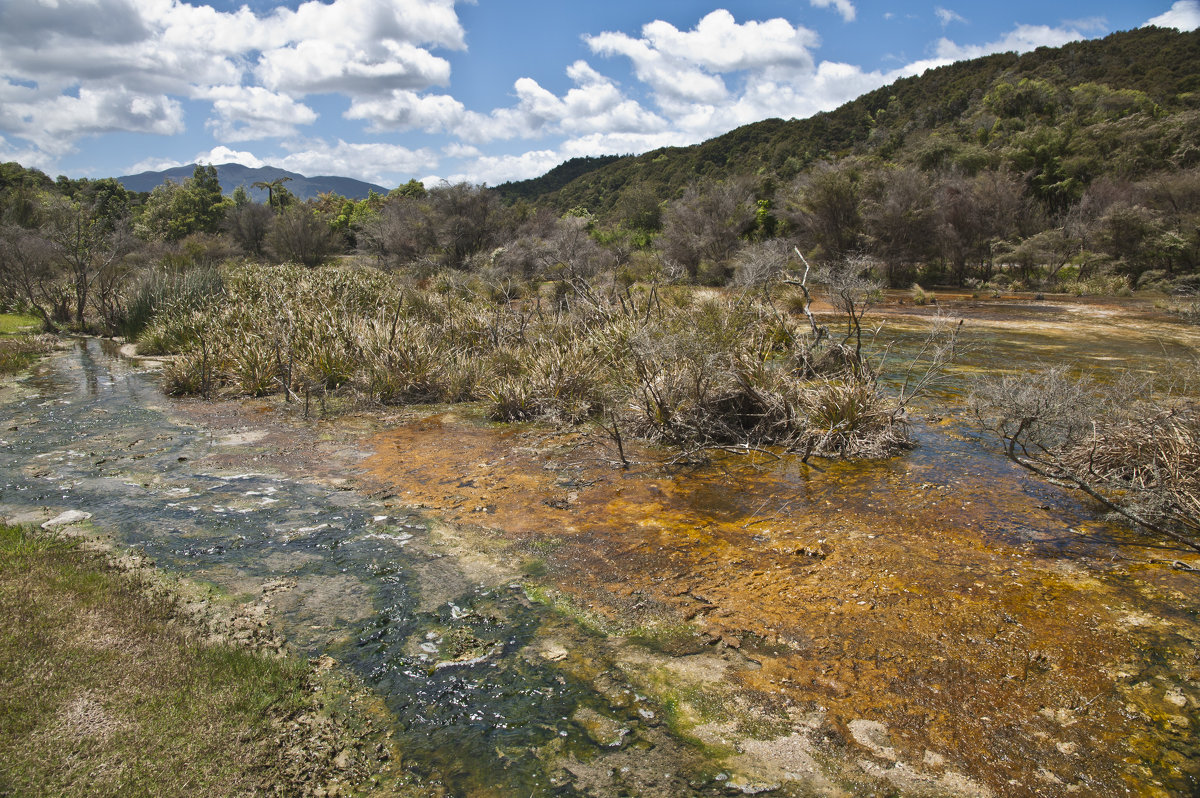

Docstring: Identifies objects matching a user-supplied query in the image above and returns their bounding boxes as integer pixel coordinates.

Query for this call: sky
[1,0,1198,189]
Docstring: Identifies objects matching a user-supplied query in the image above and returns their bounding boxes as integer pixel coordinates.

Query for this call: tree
[0,222,67,328]
[266,204,338,267]
[253,176,293,211]
[357,194,437,268]
[659,176,757,282]
[135,165,232,241]
[780,161,864,262]
[863,167,935,286]
[390,178,427,200]
[225,201,273,257]
[187,164,227,234]
[38,192,134,328]
[427,182,502,269]
[231,184,251,208]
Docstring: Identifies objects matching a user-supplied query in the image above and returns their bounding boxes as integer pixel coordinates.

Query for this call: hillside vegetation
[497,26,1200,217]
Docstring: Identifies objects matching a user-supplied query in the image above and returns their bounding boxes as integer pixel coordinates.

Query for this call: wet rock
[724,774,781,794]
[1164,688,1188,708]
[42,510,92,528]
[572,707,629,748]
[537,641,569,662]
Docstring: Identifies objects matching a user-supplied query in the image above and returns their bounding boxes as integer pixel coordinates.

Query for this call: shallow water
[2,296,1199,797]
[0,339,722,797]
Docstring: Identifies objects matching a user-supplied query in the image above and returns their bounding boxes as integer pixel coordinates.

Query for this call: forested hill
[118,164,388,201]
[493,26,1200,219]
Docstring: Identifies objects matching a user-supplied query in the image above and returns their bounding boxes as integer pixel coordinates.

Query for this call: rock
[724,775,781,794]
[333,749,353,770]
[847,719,898,761]
[571,707,629,748]
[42,510,92,529]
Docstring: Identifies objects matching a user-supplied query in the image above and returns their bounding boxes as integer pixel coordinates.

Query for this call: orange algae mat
[361,412,1200,797]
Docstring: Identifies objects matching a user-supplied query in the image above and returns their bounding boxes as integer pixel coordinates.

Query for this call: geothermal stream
[2,297,1198,797]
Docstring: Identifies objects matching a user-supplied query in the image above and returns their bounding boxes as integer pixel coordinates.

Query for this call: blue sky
[1,0,1196,188]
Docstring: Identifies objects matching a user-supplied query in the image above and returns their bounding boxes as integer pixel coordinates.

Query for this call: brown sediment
[357,409,1200,797]
[162,297,1200,796]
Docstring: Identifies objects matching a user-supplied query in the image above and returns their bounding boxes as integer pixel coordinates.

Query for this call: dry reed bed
[141,262,932,458]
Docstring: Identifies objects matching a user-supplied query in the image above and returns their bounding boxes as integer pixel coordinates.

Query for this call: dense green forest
[497,27,1200,212]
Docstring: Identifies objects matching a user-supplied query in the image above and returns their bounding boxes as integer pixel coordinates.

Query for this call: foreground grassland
[0,523,311,797]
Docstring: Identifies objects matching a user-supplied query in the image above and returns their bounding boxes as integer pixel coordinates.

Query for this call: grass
[0,316,53,376]
[144,262,940,459]
[0,313,41,334]
[0,523,313,797]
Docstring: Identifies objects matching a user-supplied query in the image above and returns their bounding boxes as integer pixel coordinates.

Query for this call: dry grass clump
[143,261,951,459]
[0,333,54,376]
[971,368,1200,551]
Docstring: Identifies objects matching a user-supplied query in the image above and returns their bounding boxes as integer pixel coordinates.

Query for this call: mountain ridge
[118,163,389,201]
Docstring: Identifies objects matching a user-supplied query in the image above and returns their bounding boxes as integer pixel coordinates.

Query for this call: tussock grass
[144,262,949,458]
[0,332,54,376]
[0,523,309,797]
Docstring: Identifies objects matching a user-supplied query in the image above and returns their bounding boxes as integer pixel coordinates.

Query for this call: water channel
[2,295,1198,797]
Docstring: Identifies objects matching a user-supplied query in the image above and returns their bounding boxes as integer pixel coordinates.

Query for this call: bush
[971,367,1200,552]
[146,260,950,459]
[124,267,224,342]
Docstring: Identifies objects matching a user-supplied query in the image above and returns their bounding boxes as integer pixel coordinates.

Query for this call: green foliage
[390,178,428,200]
[135,165,233,241]
[496,27,1200,225]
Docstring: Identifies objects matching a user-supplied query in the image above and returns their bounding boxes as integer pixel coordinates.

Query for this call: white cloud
[586,11,819,108]
[127,156,186,174]
[255,39,452,96]
[443,143,481,158]
[195,146,266,169]
[809,0,856,23]
[934,24,1088,60]
[0,135,60,172]
[200,86,318,141]
[278,140,439,185]
[442,149,564,186]
[935,8,967,27]
[127,146,265,174]
[0,0,464,155]
[345,90,467,133]
[1144,1,1200,30]
[0,87,183,155]
[1063,17,1109,33]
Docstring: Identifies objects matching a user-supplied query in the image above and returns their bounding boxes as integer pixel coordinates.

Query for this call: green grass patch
[0,524,310,797]
[0,313,40,334]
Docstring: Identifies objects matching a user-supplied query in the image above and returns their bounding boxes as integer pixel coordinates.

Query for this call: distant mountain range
[117,163,389,201]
